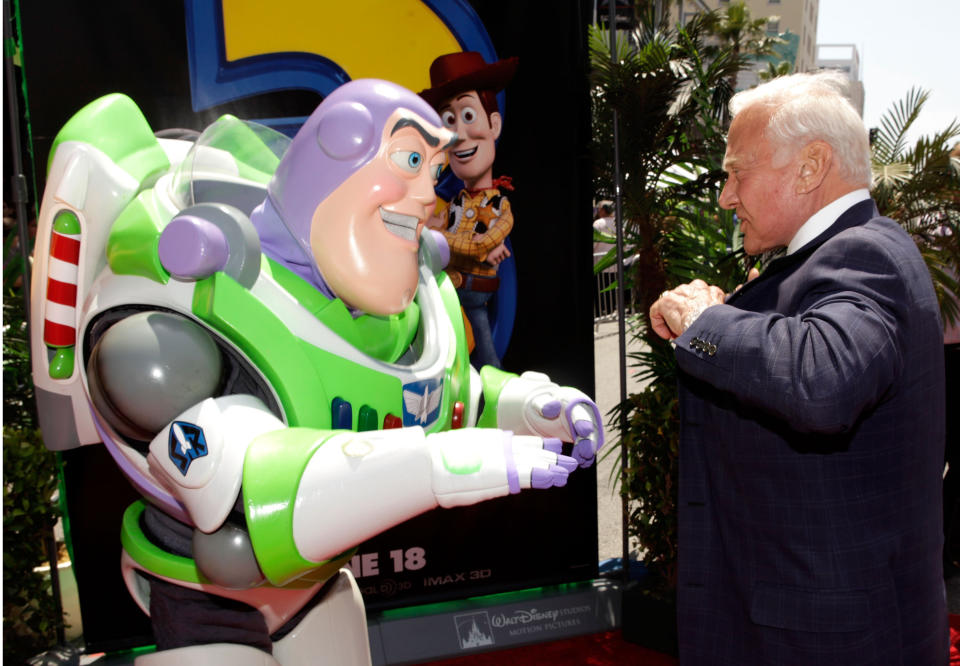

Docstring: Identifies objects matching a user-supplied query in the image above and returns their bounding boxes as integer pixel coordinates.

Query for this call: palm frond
[920,245,960,327]
[871,87,960,326]
[872,161,913,188]
[873,87,929,163]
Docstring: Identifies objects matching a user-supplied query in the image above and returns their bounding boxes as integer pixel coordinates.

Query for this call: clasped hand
[650,279,726,340]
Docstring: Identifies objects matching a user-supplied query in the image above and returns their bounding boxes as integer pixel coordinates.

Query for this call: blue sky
[816,0,959,146]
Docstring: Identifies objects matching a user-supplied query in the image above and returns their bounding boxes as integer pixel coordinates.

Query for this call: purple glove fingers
[555,454,578,474]
[542,437,563,454]
[574,419,595,438]
[531,464,569,489]
[539,399,562,420]
[565,398,605,452]
[503,431,521,494]
[573,438,597,469]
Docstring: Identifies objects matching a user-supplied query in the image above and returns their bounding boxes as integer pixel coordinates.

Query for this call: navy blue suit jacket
[674,199,948,664]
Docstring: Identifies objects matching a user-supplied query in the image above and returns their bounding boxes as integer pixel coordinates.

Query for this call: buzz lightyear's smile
[380,207,419,242]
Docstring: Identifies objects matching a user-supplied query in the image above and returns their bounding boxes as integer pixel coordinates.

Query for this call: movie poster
[15,0,596,651]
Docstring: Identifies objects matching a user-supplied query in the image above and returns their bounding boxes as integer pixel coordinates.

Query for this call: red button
[451,402,464,429]
[383,414,402,429]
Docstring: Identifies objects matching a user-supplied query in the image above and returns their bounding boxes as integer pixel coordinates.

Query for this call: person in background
[592,200,615,268]
[650,71,948,664]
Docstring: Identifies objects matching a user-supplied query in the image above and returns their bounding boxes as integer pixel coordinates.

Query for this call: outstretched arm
[147,396,577,586]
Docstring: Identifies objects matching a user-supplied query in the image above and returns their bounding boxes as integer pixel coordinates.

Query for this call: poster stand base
[367,578,621,665]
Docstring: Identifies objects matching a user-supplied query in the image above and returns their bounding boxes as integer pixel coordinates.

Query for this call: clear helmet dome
[170,115,291,213]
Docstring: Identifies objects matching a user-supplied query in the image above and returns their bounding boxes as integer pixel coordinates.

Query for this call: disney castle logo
[454,611,495,650]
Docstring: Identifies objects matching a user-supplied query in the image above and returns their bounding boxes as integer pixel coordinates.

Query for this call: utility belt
[459,273,500,293]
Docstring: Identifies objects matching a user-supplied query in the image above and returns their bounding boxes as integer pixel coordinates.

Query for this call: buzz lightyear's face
[310,109,454,315]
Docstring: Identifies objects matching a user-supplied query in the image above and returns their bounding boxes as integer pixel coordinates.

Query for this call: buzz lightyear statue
[29,79,603,665]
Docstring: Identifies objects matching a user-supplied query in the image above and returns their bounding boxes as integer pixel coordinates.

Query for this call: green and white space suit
[30,91,600,666]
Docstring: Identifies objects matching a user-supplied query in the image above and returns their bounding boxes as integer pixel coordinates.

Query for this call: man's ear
[796,140,832,194]
[489,111,503,140]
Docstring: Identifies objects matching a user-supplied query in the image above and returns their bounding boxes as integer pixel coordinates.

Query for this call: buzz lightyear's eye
[431,164,443,181]
[390,150,423,173]
[441,110,456,128]
[460,106,478,124]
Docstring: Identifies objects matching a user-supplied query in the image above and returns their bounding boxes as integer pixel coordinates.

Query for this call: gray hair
[729,71,872,187]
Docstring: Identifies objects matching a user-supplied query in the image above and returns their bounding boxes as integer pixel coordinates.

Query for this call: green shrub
[617,382,679,600]
[3,426,63,663]
[3,286,65,661]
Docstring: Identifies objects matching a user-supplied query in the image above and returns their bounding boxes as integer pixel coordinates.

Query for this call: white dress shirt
[786,188,871,255]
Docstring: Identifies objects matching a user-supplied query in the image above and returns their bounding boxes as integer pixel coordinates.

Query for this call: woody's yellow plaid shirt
[438,187,513,283]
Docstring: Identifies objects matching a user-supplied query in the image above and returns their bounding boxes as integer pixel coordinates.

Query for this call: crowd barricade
[593,256,633,328]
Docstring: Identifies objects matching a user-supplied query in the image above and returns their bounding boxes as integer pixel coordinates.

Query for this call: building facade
[673,0,820,91]
[816,43,864,116]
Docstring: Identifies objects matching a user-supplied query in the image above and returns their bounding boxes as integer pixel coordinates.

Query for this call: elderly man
[651,71,948,664]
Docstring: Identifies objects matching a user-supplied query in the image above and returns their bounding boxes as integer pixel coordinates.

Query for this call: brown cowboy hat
[419,51,518,108]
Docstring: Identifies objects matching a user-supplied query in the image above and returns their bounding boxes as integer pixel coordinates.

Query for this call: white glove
[495,371,604,468]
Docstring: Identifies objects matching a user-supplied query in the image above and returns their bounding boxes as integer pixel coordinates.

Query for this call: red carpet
[423,630,676,665]
[951,615,960,665]
[424,617,960,665]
